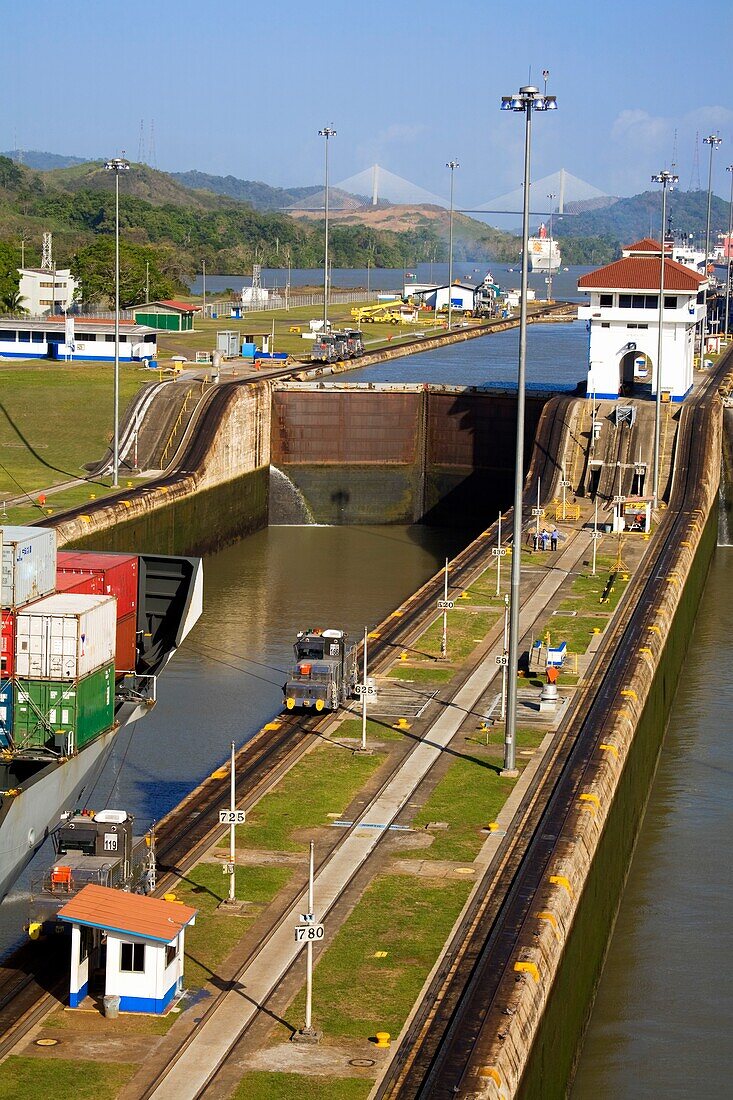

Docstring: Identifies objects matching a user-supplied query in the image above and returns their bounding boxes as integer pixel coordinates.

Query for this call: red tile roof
[159,300,200,312]
[578,257,705,292]
[624,237,662,253]
[57,884,197,943]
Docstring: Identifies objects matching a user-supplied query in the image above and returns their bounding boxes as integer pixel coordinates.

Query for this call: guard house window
[664,295,677,309]
[0,331,16,341]
[601,322,610,328]
[697,291,705,304]
[80,925,93,963]
[619,294,658,309]
[165,940,178,968]
[599,294,613,307]
[120,942,145,973]
[18,331,30,341]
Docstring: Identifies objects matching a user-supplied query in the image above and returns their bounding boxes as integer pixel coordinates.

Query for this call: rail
[160,387,195,468]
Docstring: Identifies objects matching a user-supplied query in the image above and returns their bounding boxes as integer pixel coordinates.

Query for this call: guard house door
[620,350,652,397]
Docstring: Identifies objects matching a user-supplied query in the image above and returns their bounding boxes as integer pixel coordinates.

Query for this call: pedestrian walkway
[149,529,593,1099]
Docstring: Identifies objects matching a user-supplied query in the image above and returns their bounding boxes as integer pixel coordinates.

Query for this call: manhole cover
[349,1058,376,1067]
[35,1038,59,1047]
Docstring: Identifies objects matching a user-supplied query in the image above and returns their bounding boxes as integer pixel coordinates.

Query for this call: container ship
[0,526,202,904]
[528,222,561,274]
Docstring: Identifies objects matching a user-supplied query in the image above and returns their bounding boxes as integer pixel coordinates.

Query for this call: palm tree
[1,290,28,315]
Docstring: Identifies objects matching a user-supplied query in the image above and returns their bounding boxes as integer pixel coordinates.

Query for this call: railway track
[0,392,589,1074]
[374,361,730,1098]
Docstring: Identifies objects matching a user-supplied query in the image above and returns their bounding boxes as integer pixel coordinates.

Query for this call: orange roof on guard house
[57,884,197,943]
[577,256,705,293]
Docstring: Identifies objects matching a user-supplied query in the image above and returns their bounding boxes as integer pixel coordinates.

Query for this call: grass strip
[0,1057,135,1100]
[413,608,499,662]
[386,664,454,683]
[231,1073,372,1100]
[174,863,292,990]
[409,728,545,862]
[236,743,386,852]
[286,875,472,1040]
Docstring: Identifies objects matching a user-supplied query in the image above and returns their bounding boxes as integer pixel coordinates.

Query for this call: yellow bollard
[374,1031,391,1048]
[394,718,411,730]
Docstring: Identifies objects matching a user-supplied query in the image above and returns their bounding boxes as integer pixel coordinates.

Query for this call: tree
[0,290,28,315]
[71,239,186,308]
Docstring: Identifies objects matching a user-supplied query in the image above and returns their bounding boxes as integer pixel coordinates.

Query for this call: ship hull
[0,729,119,903]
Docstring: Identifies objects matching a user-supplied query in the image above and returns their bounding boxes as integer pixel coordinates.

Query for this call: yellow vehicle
[351,300,420,325]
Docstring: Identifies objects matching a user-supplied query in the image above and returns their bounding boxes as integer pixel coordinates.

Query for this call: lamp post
[546,192,556,302]
[446,160,459,331]
[702,134,722,359]
[319,127,336,332]
[104,156,130,487]
[500,84,557,776]
[651,169,678,509]
[725,165,733,339]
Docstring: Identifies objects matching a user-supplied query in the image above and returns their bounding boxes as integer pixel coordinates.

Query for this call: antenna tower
[688,132,701,191]
[41,232,53,272]
[137,119,146,164]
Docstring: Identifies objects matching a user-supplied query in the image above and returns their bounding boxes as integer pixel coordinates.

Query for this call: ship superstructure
[528,223,561,274]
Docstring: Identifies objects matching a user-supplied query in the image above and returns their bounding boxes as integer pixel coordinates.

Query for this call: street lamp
[547,192,556,301]
[318,127,336,332]
[500,85,557,776]
[725,165,733,339]
[104,156,130,488]
[651,170,678,509]
[702,134,722,358]
[446,160,459,330]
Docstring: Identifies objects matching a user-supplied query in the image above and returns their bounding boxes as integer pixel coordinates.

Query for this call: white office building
[577,239,707,403]
[17,267,78,315]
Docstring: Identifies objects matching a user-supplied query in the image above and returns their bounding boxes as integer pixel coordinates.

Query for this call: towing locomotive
[283,629,356,711]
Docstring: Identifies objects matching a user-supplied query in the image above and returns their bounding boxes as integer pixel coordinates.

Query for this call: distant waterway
[190,262,593,303]
[346,320,588,391]
[0,524,464,957]
[571,549,733,1097]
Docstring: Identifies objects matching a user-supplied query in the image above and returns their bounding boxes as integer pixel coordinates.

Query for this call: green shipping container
[13,663,115,751]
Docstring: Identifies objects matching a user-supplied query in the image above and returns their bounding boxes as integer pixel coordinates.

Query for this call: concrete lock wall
[465,394,723,1100]
[270,385,548,526]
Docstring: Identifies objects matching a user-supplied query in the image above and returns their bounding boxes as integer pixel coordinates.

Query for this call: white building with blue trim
[0,316,157,363]
[577,238,706,402]
[58,883,197,1014]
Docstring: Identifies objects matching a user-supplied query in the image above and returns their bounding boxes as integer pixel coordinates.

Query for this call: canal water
[570,548,733,1097]
[0,524,464,956]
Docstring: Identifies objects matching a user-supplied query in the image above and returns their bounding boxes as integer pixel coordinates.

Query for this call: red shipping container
[54,571,104,596]
[56,551,138,619]
[1,610,14,678]
[115,612,138,674]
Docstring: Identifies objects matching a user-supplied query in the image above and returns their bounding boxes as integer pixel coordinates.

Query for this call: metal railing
[202,289,382,319]
[161,388,195,468]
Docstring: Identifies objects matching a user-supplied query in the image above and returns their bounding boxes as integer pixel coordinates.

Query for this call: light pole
[651,169,678,509]
[702,134,722,359]
[546,192,556,301]
[319,126,336,332]
[446,160,459,331]
[725,165,733,339]
[104,156,130,487]
[500,84,557,776]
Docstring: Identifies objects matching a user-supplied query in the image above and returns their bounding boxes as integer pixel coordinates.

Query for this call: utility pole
[495,511,502,596]
[446,160,459,331]
[228,740,236,902]
[319,126,336,333]
[592,497,600,577]
[701,134,722,359]
[202,259,206,321]
[292,840,323,1043]
[651,169,678,508]
[361,627,368,751]
[501,593,510,720]
[725,165,733,339]
[440,557,449,659]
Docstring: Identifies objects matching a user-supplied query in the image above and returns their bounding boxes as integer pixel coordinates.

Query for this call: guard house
[578,239,706,402]
[0,316,157,362]
[57,883,196,1013]
[133,300,200,332]
[414,282,477,312]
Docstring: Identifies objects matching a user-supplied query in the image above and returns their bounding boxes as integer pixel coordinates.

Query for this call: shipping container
[13,663,115,751]
[56,552,138,619]
[15,594,117,681]
[0,680,12,748]
[1,610,14,678]
[115,612,138,674]
[0,526,57,610]
[54,571,104,597]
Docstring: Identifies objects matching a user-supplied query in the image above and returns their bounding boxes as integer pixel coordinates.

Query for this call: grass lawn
[4,475,149,525]
[412,608,499,663]
[232,1074,372,1100]
[285,874,472,1040]
[174,862,292,990]
[335,717,403,742]
[236,742,386,852]
[0,1057,135,1100]
[409,727,545,862]
[387,664,454,683]
[0,361,145,497]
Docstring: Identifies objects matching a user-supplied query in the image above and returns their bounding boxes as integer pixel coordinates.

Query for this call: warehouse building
[132,300,200,332]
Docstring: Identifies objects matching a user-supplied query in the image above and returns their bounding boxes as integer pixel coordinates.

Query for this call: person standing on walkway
[541,528,549,551]
[551,527,558,551]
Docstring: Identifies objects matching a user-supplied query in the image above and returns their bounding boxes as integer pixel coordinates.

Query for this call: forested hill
[170,170,322,210]
[556,188,730,243]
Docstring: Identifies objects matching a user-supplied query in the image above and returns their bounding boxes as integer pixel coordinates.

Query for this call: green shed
[133,300,199,332]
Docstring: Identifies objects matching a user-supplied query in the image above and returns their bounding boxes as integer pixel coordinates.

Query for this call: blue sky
[3,0,732,203]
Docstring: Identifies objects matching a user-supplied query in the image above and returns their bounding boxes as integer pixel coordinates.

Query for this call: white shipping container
[0,526,57,610]
[15,593,117,680]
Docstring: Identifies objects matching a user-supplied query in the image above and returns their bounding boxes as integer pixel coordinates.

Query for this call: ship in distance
[0,526,203,904]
